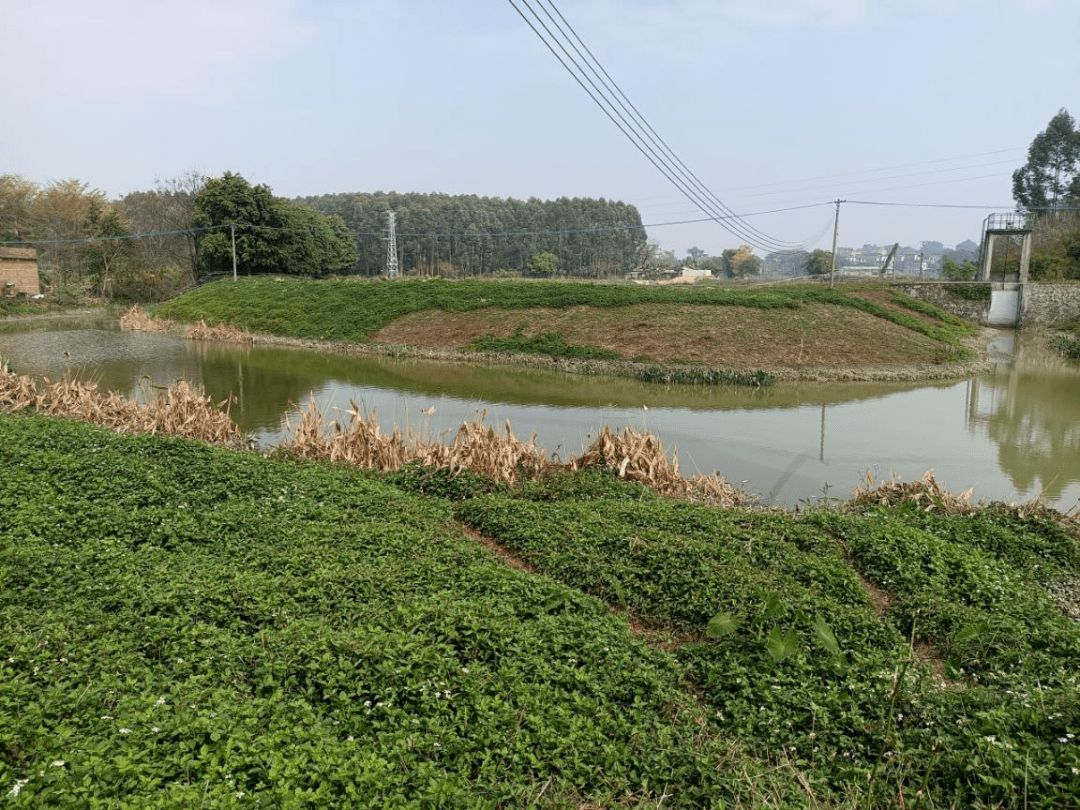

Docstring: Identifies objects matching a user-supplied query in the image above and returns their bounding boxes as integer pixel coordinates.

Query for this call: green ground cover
[0,416,804,808]
[3,415,1077,808]
[153,277,977,362]
[456,490,1080,808]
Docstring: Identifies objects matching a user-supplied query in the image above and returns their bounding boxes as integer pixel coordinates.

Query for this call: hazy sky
[3,0,1077,256]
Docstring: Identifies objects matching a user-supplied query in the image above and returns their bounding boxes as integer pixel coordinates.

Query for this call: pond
[2,314,1078,512]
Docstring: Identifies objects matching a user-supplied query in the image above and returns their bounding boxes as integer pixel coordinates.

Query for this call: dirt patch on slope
[371,303,949,368]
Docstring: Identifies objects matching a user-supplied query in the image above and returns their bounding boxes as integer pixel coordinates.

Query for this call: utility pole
[385,211,399,278]
[230,224,237,281]
[829,199,844,289]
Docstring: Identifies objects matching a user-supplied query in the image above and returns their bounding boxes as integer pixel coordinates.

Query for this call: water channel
[2,313,1079,512]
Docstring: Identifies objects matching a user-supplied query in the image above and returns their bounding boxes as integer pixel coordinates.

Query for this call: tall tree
[720,245,761,278]
[192,173,358,277]
[1012,108,1080,214]
[121,172,206,282]
[804,249,833,276]
[83,201,132,297]
[0,174,39,242]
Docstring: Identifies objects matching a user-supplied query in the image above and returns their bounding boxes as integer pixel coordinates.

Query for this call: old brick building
[0,247,40,296]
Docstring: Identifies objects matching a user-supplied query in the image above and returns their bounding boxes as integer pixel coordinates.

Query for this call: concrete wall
[897,281,1080,328]
[1020,283,1080,327]
[895,283,990,323]
[0,248,40,296]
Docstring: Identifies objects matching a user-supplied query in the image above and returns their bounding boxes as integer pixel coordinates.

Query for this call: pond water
[3,314,1079,512]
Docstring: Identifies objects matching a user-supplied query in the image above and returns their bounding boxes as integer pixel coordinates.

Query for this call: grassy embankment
[154,277,982,383]
[2,413,1079,808]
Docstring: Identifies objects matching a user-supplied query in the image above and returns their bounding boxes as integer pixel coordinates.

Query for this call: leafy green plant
[635,365,776,387]
[1049,332,1080,359]
[469,331,620,360]
[5,412,1079,808]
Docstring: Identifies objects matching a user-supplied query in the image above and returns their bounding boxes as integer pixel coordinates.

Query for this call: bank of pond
[1,413,1078,808]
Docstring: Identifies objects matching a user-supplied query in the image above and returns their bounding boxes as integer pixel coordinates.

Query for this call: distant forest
[295,192,647,278]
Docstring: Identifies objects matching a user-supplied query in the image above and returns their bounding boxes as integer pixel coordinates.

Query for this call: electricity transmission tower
[385,211,399,278]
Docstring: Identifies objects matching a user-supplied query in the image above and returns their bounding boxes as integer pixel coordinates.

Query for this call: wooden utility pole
[231,224,237,281]
[829,199,844,288]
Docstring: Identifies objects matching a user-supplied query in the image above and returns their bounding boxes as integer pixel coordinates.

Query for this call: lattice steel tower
[385,210,400,278]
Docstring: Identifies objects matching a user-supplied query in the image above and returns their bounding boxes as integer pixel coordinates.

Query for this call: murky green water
[3,314,1078,511]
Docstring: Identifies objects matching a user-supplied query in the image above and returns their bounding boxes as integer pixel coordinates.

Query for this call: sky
[3,0,1078,258]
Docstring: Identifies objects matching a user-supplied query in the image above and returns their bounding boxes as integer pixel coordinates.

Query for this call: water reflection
[967,337,1080,502]
[2,314,1078,511]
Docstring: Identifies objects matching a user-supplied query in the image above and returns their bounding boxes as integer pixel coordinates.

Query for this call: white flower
[51,761,65,768]
[151,727,161,733]
[119,728,132,735]
[236,791,245,799]
[155,696,167,706]
[8,778,29,797]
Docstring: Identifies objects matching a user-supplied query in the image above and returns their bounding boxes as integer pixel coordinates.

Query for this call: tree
[525,252,558,277]
[83,201,132,296]
[720,245,762,278]
[940,258,978,281]
[686,246,706,262]
[121,171,205,283]
[804,249,832,276]
[192,173,358,277]
[31,179,108,285]
[0,174,39,242]
[1012,108,1080,214]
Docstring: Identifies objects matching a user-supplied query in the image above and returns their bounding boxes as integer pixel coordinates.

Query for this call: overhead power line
[506,0,824,254]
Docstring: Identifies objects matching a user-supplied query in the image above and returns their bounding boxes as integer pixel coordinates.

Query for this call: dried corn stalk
[0,368,241,445]
[185,320,254,343]
[282,401,549,484]
[120,304,172,331]
[571,424,750,506]
[846,470,974,514]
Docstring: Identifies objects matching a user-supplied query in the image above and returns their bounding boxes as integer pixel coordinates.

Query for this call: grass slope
[4,415,1077,808]
[154,277,977,365]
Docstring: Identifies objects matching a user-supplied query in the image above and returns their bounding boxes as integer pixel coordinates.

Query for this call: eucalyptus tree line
[295,191,647,277]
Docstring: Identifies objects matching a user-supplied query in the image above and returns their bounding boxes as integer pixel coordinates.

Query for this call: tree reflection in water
[969,339,1080,503]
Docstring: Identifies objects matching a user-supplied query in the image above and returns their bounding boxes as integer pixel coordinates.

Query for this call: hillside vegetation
[2,415,1078,808]
[155,277,981,375]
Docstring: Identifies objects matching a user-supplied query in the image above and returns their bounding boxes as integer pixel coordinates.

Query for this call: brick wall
[0,248,40,296]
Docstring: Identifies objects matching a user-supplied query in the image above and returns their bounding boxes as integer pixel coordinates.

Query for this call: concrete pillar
[980,235,995,281]
[1018,232,1032,284]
